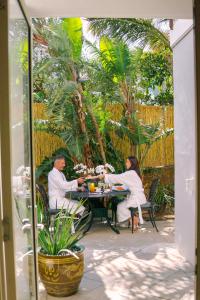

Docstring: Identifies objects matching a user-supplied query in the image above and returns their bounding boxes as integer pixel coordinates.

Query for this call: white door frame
[0,0,38,299]
[0,0,200,299]
[194,0,200,298]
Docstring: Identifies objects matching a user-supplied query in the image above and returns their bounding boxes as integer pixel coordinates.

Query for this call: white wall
[171,20,196,265]
[23,0,193,18]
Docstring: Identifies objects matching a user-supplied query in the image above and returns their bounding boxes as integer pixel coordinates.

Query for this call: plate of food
[112,185,128,191]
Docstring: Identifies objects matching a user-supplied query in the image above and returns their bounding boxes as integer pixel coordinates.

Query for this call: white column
[171,19,196,265]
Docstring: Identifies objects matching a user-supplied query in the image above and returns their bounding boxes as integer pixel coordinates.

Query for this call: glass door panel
[8,0,37,299]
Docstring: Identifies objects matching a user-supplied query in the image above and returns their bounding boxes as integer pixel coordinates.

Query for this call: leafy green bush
[154,183,174,212]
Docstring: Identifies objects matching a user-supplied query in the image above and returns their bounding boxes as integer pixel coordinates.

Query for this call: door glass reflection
[9,0,36,299]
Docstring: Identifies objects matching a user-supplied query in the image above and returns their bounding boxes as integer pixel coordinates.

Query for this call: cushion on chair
[141,202,151,208]
[129,202,151,212]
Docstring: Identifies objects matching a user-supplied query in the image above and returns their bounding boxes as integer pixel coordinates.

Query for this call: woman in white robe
[101,156,147,225]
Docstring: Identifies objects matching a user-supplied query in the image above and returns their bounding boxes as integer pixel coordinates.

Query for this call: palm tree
[86,37,143,154]
[85,36,173,159]
[87,37,138,115]
[88,18,171,52]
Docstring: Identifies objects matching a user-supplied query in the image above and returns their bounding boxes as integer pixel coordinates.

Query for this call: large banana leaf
[99,37,131,82]
[107,114,173,147]
[62,18,83,61]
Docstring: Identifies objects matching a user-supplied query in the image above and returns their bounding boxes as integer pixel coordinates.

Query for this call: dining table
[66,189,130,234]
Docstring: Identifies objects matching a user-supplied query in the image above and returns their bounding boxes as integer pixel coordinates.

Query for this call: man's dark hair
[53,155,66,163]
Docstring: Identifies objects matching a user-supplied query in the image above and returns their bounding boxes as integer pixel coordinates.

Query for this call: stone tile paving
[39,220,195,300]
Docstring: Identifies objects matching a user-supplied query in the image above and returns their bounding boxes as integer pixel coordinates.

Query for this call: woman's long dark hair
[127,156,141,178]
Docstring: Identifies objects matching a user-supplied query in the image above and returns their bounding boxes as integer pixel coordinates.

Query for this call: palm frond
[88,18,171,52]
[85,38,133,83]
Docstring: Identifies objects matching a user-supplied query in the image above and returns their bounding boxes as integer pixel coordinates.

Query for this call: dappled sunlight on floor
[39,220,195,300]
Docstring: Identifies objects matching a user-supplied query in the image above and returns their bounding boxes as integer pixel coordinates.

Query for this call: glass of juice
[89,182,95,193]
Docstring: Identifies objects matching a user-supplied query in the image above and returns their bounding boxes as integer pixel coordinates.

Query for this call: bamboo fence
[108,104,174,168]
[33,103,174,168]
[33,103,66,166]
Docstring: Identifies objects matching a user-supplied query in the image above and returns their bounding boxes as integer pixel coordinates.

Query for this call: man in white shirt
[48,155,85,214]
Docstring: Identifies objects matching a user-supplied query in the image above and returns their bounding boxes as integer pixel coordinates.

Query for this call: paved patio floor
[39,220,195,300]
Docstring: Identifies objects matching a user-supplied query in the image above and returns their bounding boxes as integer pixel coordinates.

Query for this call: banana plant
[107,114,174,171]
[33,18,93,167]
[97,37,136,115]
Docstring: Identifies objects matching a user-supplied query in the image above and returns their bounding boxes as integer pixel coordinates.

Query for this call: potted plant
[38,205,88,297]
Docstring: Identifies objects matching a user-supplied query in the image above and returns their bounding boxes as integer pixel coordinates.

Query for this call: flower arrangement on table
[73,164,95,176]
[73,163,115,192]
[95,163,115,175]
[73,163,115,176]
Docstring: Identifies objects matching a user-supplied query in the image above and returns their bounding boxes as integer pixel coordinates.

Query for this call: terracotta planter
[38,246,84,297]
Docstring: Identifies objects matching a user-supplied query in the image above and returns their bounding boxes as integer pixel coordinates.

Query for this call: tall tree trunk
[72,89,93,167]
[86,104,107,164]
[119,80,136,155]
[70,67,94,167]
[120,80,134,116]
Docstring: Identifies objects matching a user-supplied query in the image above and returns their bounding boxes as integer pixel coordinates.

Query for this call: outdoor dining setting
[1,0,197,296]
[35,156,164,298]
[36,163,159,236]
[9,15,195,299]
